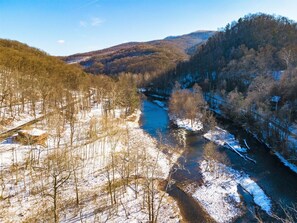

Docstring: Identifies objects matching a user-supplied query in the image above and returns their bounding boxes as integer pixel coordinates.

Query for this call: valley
[1,2,297,222]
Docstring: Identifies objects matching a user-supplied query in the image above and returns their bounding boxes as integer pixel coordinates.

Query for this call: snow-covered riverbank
[151,100,203,132]
[274,151,297,174]
[172,117,203,131]
[153,100,168,110]
[187,160,272,223]
[204,127,247,153]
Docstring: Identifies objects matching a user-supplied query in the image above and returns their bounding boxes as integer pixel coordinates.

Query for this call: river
[140,99,297,222]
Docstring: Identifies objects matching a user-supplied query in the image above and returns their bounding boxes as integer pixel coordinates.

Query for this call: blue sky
[1,0,297,56]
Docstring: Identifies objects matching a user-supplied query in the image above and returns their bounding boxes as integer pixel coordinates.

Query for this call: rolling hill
[62,31,215,77]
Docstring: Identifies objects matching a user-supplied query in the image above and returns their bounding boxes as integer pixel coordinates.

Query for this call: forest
[0,39,140,124]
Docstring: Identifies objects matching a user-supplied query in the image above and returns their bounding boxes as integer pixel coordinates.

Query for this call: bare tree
[44,148,76,223]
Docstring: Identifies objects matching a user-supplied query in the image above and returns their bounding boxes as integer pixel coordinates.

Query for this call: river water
[140,99,297,222]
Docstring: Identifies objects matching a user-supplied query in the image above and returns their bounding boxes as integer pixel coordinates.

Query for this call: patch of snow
[172,117,203,131]
[67,56,91,64]
[153,100,168,110]
[169,114,203,131]
[204,127,247,153]
[150,94,166,99]
[192,160,242,223]
[274,151,297,174]
[19,128,46,136]
[191,160,272,223]
[137,88,146,93]
[271,96,281,103]
[271,71,284,81]
[237,176,272,215]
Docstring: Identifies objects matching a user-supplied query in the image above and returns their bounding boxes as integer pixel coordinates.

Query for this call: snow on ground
[190,160,272,223]
[60,181,180,223]
[191,160,243,223]
[204,93,225,116]
[153,100,168,110]
[169,115,203,131]
[274,151,297,174]
[0,99,181,222]
[137,88,146,93]
[237,176,272,214]
[150,94,167,99]
[66,56,91,64]
[0,102,44,134]
[204,127,247,153]
[0,113,43,134]
[19,128,46,136]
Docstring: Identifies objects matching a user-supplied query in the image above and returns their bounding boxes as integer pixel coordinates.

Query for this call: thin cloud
[57,40,65,44]
[77,0,100,10]
[91,17,103,26]
[85,0,99,7]
[79,20,87,27]
[79,17,104,27]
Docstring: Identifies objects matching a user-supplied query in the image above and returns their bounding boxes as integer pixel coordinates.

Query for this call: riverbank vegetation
[168,83,216,131]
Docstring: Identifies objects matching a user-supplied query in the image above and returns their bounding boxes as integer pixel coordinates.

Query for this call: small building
[16,128,48,145]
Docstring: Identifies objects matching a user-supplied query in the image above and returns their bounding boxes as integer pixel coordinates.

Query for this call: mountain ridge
[62,30,215,80]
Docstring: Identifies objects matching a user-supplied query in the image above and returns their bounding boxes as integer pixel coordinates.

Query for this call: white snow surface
[191,160,272,223]
[237,176,272,215]
[191,160,242,223]
[274,151,297,174]
[19,128,46,136]
[67,56,91,64]
[150,94,166,99]
[0,100,181,222]
[0,100,52,133]
[204,127,247,153]
[153,100,165,108]
[169,115,203,131]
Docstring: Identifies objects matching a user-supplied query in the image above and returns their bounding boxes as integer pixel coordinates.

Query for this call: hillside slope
[62,31,215,79]
[0,39,87,90]
[162,14,297,92]
[158,13,297,166]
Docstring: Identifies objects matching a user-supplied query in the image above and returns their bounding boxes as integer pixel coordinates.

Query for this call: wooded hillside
[62,31,215,86]
[0,39,140,126]
[160,13,297,160]
[161,14,297,118]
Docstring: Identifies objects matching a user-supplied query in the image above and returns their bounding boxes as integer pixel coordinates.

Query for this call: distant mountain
[162,30,215,55]
[62,31,215,78]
